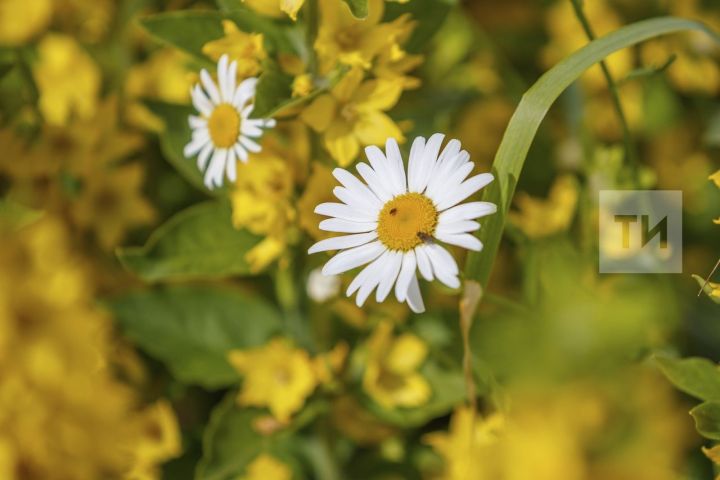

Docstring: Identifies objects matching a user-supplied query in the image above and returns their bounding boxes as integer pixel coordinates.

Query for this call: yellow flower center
[377,193,438,251]
[208,103,241,148]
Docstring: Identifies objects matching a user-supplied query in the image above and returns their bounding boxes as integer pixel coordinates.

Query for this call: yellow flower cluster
[0,219,179,479]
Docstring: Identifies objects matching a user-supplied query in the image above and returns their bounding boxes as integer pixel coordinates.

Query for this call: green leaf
[654,355,720,402]
[0,199,43,230]
[693,274,720,304]
[384,0,454,53]
[366,362,467,427]
[250,65,294,119]
[197,393,304,480]
[691,401,720,440]
[117,201,262,282]
[216,0,297,54]
[108,285,282,388]
[139,10,225,61]
[341,0,368,19]
[464,17,720,289]
[145,100,222,195]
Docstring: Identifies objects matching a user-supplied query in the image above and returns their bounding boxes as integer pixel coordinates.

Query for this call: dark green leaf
[108,285,282,388]
[145,100,221,194]
[692,274,720,304]
[465,17,720,289]
[117,201,262,282]
[139,10,225,61]
[655,355,720,401]
[691,401,720,440]
[384,0,454,53]
[341,0,368,19]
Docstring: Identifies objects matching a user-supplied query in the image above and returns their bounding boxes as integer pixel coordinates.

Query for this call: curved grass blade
[465,17,720,289]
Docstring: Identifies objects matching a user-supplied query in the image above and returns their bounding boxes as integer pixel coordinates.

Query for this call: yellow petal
[353,78,403,112]
[710,170,720,188]
[324,122,360,166]
[354,111,404,147]
[331,67,364,103]
[281,0,305,20]
[386,333,428,374]
[300,94,337,132]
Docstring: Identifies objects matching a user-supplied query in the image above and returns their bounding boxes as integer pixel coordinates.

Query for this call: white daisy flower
[308,134,497,313]
[184,54,276,189]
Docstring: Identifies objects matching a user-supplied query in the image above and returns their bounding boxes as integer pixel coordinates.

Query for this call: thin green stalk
[570,0,639,185]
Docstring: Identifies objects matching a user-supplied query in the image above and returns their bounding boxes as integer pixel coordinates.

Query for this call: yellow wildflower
[231,154,296,272]
[242,0,284,18]
[508,174,579,239]
[315,0,411,73]
[238,454,292,480]
[72,163,156,250]
[363,321,431,409]
[298,162,336,240]
[127,400,182,480]
[312,342,348,385]
[292,73,313,97]
[711,170,720,188]
[374,43,423,90]
[34,34,101,126]
[228,338,317,422]
[0,0,51,45]
[54,0,115,42]
[301,68,404,166]
[541,0,631,93]
[202,20,266,77]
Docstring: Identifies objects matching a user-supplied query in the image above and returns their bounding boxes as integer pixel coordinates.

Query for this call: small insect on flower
[184,54,276,189]
[308,134,497,313]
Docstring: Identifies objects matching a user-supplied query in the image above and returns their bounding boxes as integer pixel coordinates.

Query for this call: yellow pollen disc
[377,193,438,252]
[208,103,241,149]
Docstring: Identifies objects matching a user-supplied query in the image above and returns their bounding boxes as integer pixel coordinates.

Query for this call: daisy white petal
[385,138,407,194]
[319,218,377,233]
[395,250,417,302]
[365,145,402,196]
[308,232,378,254]
[407,136,426,192]
[347,253,385,296]
[184,135,208,158]
[415,133,444,193]
[226,147,237,183]
[415,245,434,281]
[217,55,229,102]
[435,232,483,251]
[406,275,425,313]
[425,244,460,289]
[355,255,388,306]
[356,162,393,202]
[436,220,481,235]
[439,201,497,221]
[435,173,495,211]
[197,143,213,170]
[234,144,248,163]
[322,241,384,276]
[189,115,206,129]
[315,202,376,222]
[240,136,261,153]
[333,187,381,215]
[376,250,403,302]
[191,85,213,116]
[333,168,382,208]
[200,69,221,105]
[226,58,237,101]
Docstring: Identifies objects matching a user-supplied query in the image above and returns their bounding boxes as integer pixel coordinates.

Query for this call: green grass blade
[465,17,720,288]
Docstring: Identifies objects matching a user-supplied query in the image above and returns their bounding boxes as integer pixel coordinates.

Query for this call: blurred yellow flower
[0,219,172,479]
[228,338,317,422]
[292,73,313,98]
[240,0,304,20]
[298,162,336,240]
[72,163,156,250]
[127,400,182,480]
[231,153,296,271]
[363,321,431,409]
[34,34,101,125]
[238,454,292,480]
[315,0,411,73]
[301,68,404,166]
[711,170,720,188]
[0,0,51,45]
[202,20,266,78]
[331,395,397,445]
[509,174,579,239]
[542,0,631,92]
[54,0,115,42]
[312,341,348,385]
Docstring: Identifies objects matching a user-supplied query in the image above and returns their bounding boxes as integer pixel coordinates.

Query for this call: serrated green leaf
[146,100,223,195]
[139,10,225,62]
[691,401,720,440]
[465,17,720,290]
[655,355,720,401]
[117,201,262,282]
[693,274,720,304]
[108,285,281,388]
[341,0,368,19]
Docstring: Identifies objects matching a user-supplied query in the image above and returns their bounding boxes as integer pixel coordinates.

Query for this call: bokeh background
[0,0,719,479]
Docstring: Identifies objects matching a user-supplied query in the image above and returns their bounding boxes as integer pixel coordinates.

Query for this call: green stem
[570,0,639,185]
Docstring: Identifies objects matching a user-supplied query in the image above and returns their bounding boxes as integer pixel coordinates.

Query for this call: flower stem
[570,0,639,185]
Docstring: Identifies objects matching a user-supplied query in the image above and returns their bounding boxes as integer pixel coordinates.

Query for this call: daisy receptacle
[184,54,276,189]
[308,134,497,313]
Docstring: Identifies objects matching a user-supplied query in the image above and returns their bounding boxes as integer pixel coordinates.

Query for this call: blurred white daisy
[184,54,276,189]
[308,134,496,313]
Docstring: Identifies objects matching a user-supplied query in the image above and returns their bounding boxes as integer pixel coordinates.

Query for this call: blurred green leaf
[0,199,43,230]
[109,285,281,388]
[139,10,224,61]
[146,100,223,195]
[250,65,294,119]
[655,355,720,401]
[197,393,301,480]
[216,0,297,53]
[465,17,720,290]
[341,0,368,19]
[691,401,720,440]
[117,201,262,282]
[385,0,454,53]
[366,362,467,427]
[693,274,720,304]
